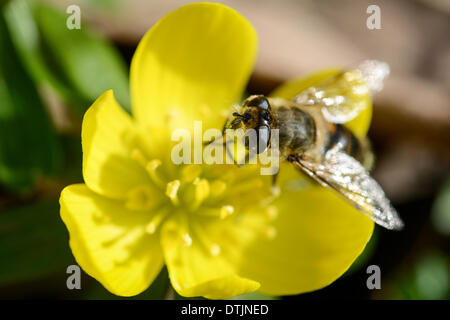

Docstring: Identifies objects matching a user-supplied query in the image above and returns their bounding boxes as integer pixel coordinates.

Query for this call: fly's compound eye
[260,110,271,122]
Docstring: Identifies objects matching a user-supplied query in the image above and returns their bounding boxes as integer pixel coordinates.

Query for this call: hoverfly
[219,60,404,230]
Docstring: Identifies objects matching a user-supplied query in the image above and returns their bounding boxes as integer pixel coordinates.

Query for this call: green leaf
[3,0,80,107]
[432,177,450,236]
[4,0,130,112]
[33,2,130,111]
[414,253,449,300]
[0,11,62,193]
[391,252,450,300]
[0,199,73,286]
[231,292,278,300]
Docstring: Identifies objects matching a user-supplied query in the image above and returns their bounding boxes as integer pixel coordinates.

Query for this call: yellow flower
[59,3,373,299]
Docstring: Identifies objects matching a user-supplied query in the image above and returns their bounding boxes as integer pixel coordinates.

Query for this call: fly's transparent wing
[289,150,404,230]
[293,60,390,124]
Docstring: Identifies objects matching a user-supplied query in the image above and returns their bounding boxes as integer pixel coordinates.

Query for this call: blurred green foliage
[432,177,450,237]
[0,0,130,193]
[0,11,62,193]
[389,252,449,300]
[0,0,135,298]
[4,0,130,112]
[0,199,73,286]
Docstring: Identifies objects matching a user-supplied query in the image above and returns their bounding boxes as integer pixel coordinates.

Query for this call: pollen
[145,209,168,234]
[145,222,156,234]
[182,233,193,246]
[166,180,181,205]
[220,205,234,219]
[146,159,164,187]
[147,159,162,171]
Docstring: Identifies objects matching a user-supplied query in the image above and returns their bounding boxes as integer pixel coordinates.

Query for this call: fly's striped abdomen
[326,123,368,165]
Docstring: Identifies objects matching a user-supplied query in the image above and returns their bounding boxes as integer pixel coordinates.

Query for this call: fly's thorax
[269,99,317,157]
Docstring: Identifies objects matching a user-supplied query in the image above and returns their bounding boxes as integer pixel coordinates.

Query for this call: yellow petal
[160,215,260,299]
[60,184,163,296]
[270,69,372,138]
[130,2,257,131]
[234,163,374,295]
[82,90,151,199]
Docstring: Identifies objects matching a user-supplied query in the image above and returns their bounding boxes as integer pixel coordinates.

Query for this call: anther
[145,209,168,234]
[220,205,234,219]
[146,159,164,187]
[182,233,193,246]
[166,180,181,205]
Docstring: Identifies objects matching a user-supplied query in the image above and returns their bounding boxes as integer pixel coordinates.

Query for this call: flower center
[125,114,279,256]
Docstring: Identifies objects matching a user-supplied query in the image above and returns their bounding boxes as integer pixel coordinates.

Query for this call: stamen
[166,180,181,205]
[220,205,235,219]
[182,233,193,246]
[145,209,169,234]
[146,159,164,187]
